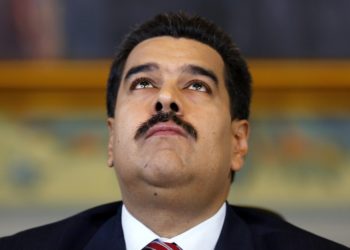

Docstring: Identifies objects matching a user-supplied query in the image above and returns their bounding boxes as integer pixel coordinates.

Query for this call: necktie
[142,239,183,250]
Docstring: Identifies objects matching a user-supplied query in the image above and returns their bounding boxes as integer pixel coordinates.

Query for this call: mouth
[145,122,187,139]
[134,111,198,140]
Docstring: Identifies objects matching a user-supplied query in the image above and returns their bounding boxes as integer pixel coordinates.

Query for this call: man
[0,12,348,250]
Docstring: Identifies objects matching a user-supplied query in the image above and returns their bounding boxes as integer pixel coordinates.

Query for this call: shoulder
[0,201,122,250]
[229,205,349,250]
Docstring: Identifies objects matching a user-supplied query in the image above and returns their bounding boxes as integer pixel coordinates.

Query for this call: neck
[121,186,228,237]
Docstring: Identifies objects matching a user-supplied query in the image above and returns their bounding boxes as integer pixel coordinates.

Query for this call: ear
[230,119,249,172]
[107,118,115,168]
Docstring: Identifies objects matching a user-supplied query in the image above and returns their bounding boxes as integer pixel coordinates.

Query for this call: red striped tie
[142,239,183,250]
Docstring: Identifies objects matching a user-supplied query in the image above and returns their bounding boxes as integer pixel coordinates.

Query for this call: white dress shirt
[122,203,226,250]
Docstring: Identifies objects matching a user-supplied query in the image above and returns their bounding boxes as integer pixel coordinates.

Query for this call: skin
[107,36,249,237]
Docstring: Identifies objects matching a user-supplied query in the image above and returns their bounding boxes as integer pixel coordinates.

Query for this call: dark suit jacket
[0,201,348,250]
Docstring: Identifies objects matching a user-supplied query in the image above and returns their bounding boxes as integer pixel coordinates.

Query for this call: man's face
[108,36,248,208]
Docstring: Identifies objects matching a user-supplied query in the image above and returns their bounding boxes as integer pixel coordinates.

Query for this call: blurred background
[0,0,349,246]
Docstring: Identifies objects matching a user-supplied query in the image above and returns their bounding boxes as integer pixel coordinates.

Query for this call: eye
[131,78,155,90]
[187,80,210,93]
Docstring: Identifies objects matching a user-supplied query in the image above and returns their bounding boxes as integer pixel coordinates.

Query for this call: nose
[155,101,179,113]
[154,86,182,114]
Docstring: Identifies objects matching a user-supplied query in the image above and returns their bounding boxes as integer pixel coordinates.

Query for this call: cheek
[112,106,144,179]
[190,97,231,138]
[115,92,153,130]
[113,106,139,149]
[195,110,232,155]
[207,122,231,151]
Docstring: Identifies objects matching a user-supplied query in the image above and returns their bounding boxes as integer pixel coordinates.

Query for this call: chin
[140,154,191,187]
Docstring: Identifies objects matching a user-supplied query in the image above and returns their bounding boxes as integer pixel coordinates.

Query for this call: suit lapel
[84,203,126,250]
[84,202,255,250]
[214,203,255,250]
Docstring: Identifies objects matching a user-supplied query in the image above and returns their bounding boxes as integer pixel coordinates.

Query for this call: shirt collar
[122,203,226,250]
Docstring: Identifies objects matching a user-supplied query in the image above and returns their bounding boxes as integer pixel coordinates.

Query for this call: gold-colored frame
[0,59,349,115]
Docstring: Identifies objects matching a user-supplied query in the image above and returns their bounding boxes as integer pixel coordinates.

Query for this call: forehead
[122,36,225,79]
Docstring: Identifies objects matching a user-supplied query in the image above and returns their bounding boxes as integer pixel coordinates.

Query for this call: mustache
[134,111,198,140]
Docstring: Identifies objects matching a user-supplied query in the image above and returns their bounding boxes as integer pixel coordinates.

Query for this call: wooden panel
[249,59,350,89]
[1,59,350,89]
[0,60,110,89]
[0,60,349,115]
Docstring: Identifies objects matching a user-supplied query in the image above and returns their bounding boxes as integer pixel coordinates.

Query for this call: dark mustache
[134,111,198,140]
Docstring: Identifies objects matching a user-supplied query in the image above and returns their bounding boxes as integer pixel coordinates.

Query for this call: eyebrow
[123,63,219,86]
[124,63,159,81]
[181,64,218,85]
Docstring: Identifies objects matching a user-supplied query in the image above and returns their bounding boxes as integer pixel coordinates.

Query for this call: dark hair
[106,12,252,120]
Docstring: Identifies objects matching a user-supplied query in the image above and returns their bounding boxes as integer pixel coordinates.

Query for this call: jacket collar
[84,203,126,250]
[214,203,255,250]
[84,202,255,250]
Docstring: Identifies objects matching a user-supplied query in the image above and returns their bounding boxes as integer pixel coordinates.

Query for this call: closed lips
[145,122,187,138]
